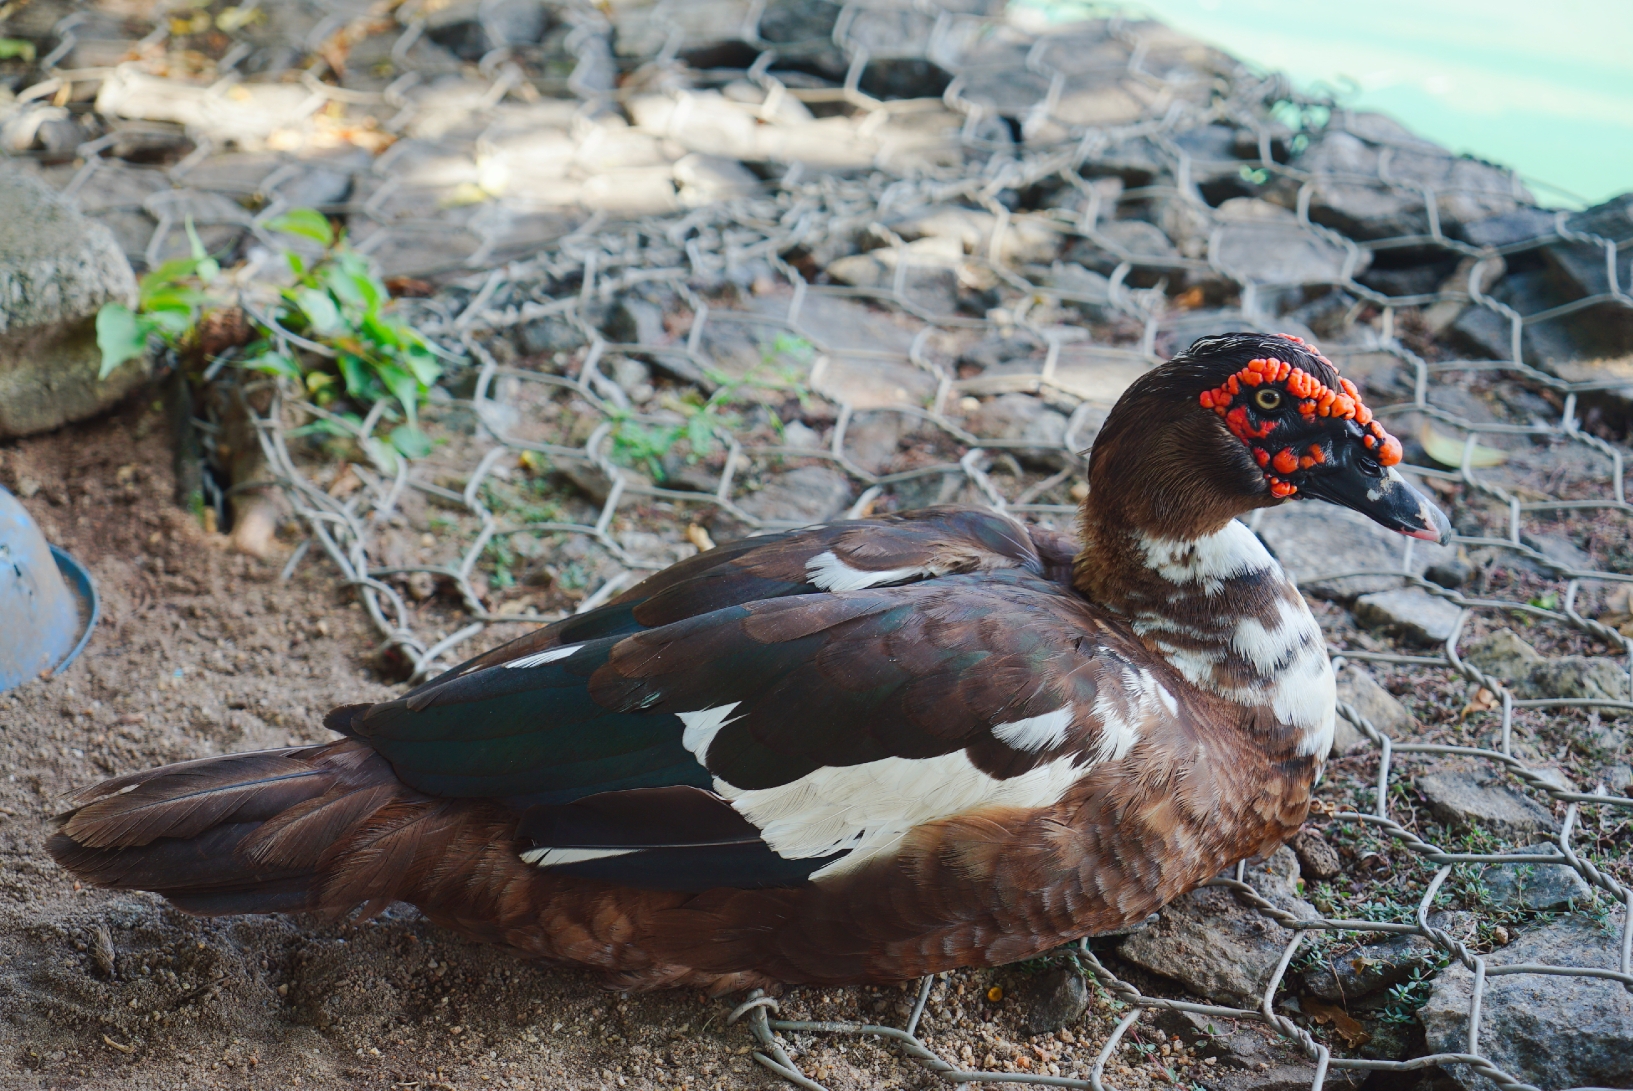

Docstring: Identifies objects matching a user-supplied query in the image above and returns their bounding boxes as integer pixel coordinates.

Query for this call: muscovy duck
[49,332,1448,992]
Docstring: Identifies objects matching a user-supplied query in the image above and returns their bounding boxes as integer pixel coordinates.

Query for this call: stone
[1211,200,1366,286]
[1521,531,1594,572]
[1117,847,1317,1008]
[963,394,1069,468]
[518,316,586,356]
[1288,828,1342,882]
[737,465,852,527]
[95,69,321,148]
[1419,916,1633,1091]
[1353,588,1463,646]
[1415,769,1556,835]
[673,154,759,207]
[825,237,962,315]
[1035,262,1113,312]
[0,165,145,439]
[1423,557,1471,589]
[1605,764,1633,794]
[1020,967,1089,1036]
[1153,1008,1278,1070]
[1067,219,1179,277]
[891,206,1063,265]
[1479,844,1595,912]
[1288,113,1527,240]
[1303,932,1442,1002]
[1333,664,1415,753]
[1462,627,1629,702]
[1457,206,1557,249]
[605,297,670,348]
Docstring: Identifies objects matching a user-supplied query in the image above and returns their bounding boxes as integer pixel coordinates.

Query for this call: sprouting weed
[96,208,441,463]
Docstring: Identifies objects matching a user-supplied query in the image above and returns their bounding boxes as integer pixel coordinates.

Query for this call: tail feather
[48,740,433,918]
[60,751,327,850]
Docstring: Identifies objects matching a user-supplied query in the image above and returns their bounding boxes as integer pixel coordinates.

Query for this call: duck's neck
[1073,508,1335,758]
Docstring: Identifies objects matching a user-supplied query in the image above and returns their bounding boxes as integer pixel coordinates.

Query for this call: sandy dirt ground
[0,398,1292,1091]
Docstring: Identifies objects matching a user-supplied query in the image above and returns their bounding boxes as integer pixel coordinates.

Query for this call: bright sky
[1010,0,1633,208]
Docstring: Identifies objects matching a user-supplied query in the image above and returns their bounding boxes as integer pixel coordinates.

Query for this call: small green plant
[96,219,221,378]
[96,208,441,461]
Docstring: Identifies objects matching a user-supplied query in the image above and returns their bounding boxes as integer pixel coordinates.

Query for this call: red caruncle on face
[1198,354,1402,497]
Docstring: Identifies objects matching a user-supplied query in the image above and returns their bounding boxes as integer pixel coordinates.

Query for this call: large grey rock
[1210,199,1366,286]
[1420,916,1633,1091]
[1117,846,1316,1008]
[1463,627,1630,702]
[1416,769,1556,835]
[673,153,759,207]
[826,238,961,315]
[1303,913,1472,1001]
[737,465,852,526]
[1254,494,1458,598]
[1333,663,1415,753]
[1289,113,1527,241]
[964,394,1069,468]
[1480,844,1595,912]
[1354,587,1463,646]
[0,165,145,439]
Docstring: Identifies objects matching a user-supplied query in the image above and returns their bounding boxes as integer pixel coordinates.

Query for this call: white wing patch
[504,644,584,669]
[805,550,931,592]
[991,706,1074,752]
[678,703,744,760]
[521,847,638,868]
[715,751,1088,880]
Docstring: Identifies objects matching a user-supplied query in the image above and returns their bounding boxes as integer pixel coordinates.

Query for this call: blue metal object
[0,485,99,692]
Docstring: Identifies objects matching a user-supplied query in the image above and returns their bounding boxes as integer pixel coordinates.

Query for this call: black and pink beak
[1299,456,1452,543]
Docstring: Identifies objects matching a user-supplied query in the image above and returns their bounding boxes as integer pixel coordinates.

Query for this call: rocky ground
[2,1,1631,1090]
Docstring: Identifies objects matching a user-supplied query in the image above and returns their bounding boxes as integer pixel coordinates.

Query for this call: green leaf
[372,360,422,425]
[95,304,148,379]
[138,258,202,302]
[0,38,37,62]
[399,339,442,386]
[390,425,433,459]
[286,250,307,278]
[294,288,345,336]
[324,263,379,313]
[336,353,373,399]
[142,286,205,314]
[146,309,195,336]
[686,410,714,454]
[245,350,302,381]
[362,436,400,475]
[181,216,220,283]
[266,208,334,247]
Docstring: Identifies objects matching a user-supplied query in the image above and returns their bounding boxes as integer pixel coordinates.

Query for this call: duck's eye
[1254,388,1283,411]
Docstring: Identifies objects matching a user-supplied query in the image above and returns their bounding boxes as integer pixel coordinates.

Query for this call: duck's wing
[330,571,1181,892]
[407,506,1065,692]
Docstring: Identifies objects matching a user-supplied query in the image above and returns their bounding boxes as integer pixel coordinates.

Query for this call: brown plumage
[48,332,1449,992]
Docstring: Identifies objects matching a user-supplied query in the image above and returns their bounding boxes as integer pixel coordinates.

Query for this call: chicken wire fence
[9,0,1633,1087]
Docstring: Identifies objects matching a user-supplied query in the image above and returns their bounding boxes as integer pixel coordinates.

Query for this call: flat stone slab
[1354,587,1463,646]
[1416,769,1556,834]
[1420,915,1633,1091]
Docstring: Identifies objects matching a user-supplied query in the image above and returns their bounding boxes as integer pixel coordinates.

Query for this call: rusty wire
[11,0,1633,1088]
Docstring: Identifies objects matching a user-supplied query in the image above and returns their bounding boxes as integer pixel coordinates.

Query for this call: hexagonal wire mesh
[16,0,1633,1088]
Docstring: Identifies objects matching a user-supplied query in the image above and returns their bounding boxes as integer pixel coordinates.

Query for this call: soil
[0,398,1308,1090]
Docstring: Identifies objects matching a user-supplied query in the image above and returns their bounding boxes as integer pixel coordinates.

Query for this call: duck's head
[1087,331,1451,543]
